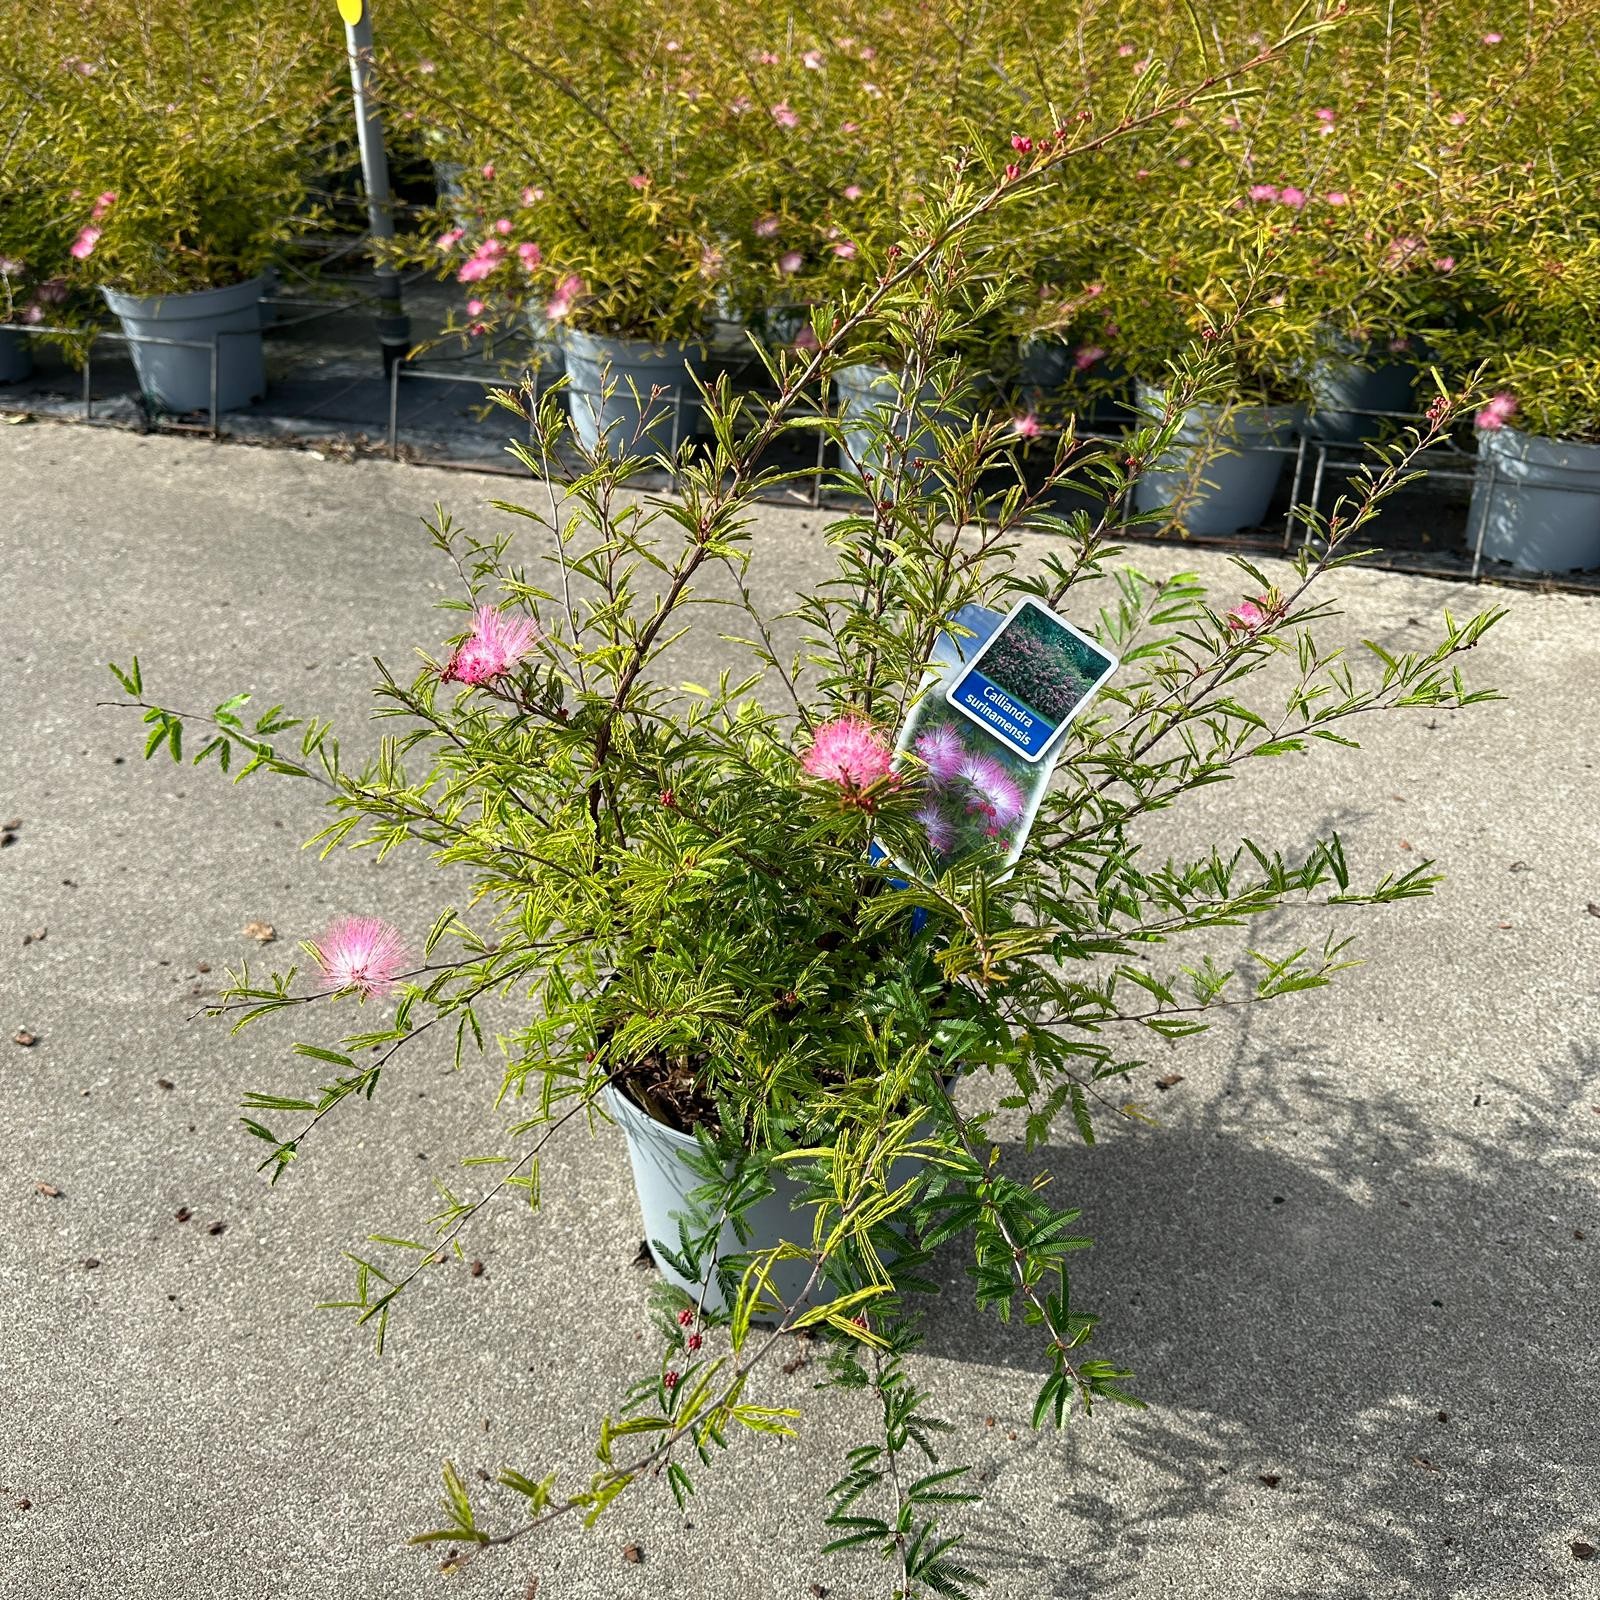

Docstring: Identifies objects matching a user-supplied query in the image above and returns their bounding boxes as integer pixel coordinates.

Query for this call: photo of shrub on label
[943,596,1118,762]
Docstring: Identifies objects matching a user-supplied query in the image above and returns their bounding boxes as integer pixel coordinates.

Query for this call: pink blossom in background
[779,250,804,275]
[915,724,967,784]
[418,58,436,74]
[863,82,882,98]
[628,173,649,189]
[1075,344,1106,372]
[1012,412,1042,439]
[859,45,876,61]
[1388,336,1412,354]
[1482,31,1502,44]
[754,214,781,238]
[916,804,956,855]
[1117,43,1135,56]
[35,278,67,304]
[23,304,43,324]
[699,244,724,280]
[312,916,410,998]
[0,256,22,275]
[521,186,544,205]
[436,227,465,251]
[465,298,484,316]
[831,240,856,259]
[771,101,799,128]
[443,605,540,686]
[1446,111,1467,126]
[517,240,543,271]
[802,716,892,789]
[91,190,117,221]
[802,48,824,69]
[958,753,1024,827]
[665,38,680,51]
[843,184,863,200]
[494,217,513,235]
[545,273,585,321]
[1433,256,1456,274]
[729,94,753,115]
[1384,235,1426,269]
[1248,183,1279,202]
[1476,392,1518,431]
[1222,114,1242,130]
[1322,190,1350,206]
[792,326,820,351]
[481,163,496,179]
[1279,185,1308,209]
[841,120,860,134]
[69,226,100,260]
[757,49,780,64]
[467,322,487,338]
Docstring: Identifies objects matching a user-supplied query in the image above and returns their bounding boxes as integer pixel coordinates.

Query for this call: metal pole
[339,0,411,374]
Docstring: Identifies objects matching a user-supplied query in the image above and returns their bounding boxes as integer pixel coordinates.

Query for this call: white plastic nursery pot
[1472,425,1600,574]
[560,329,709,458]
[101,276,268,416]
[0,326,31,384]
[604,1082,925,1319]
[1305,350,1417,444]
[832,362,967,490]
[1132,383,1301,536]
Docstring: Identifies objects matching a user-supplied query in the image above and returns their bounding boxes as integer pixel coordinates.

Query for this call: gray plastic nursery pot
[560,329,708,459]
[1305,347,1417,444]
[604,1082,927,1319]
[1132,382,1301,536]
[1471,425,1600,574]
[0,326,31,384]
[101,276,268,417]
[832,361,969,491]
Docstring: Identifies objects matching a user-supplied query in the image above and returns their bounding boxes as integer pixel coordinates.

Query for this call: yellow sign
[336,0,363,23]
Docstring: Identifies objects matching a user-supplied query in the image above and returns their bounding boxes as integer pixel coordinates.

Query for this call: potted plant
[107,89,1502,1585]
[8,0,338,416]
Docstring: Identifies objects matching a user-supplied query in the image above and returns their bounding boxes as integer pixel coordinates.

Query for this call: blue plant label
[943,597,1117,763]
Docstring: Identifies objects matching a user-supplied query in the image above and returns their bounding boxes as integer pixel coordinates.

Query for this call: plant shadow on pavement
[918,1020,1600,1598]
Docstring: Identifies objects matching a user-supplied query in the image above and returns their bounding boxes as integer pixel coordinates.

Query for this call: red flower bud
[677,1307,695,1327]
[664,1369,679,1389]
[687,1333,702,1351]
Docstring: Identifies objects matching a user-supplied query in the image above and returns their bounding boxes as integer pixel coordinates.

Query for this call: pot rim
[101,274,270,318]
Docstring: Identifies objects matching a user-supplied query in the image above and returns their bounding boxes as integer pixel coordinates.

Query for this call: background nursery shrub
[107,18,1508,1590]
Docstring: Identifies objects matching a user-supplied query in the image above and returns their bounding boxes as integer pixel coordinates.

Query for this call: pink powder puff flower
[1117,43,1135,56]
[1075,344,1106,371]
[443,604,540,686]
[436,227,465,251]
[754,214,781,238]
[862,82,882,98]
[665,38,680,52]
[771,101,799,128]
[628,173,649,190]
[1384,235,1426,269]
[843,184,863,200]
[1279,185,1308,209]
[481,162,496,179]
[729,94,753,115]
[1225,598,1269,633]
[312,916,410,998]
[465,298,485,316]
[841,120,860,134]
[91,190,117,221]
[418,58,436,74]
[757,49,780,65]
[802,716,892,790]
[916,803,956,856]
[859,45,876,61]
[1482,31,1502,44]
[779,250,803,275]
[1248,183,1279,203]
[802,48,824,69]
[23,304,43,324]
[699,245,724,280]
[1475,392,1517,432]
[521,186,544,206]
[545,273,585,321]
[1433,256,1456,274]
[517,240,543,271]
[1446,111,1467,126]
[494,217,513,235]
[0,256,22,276]
[1322,190,1350,206]
[69,226,101,260]
[36,278,67,304]
[792,327,821,351]
[914,724,967,784]
[958,753,1025,827]
[831,240,856,259]
[1012,412,1042,440]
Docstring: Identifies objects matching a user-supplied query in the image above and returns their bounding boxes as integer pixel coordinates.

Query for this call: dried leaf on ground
[34,1182,63,1198]
[13,1030,37,1047]
[241,921,276,943]
[1155,1072,1185,1091]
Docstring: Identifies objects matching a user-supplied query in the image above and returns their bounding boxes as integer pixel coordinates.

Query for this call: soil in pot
[101,276,268,416]
[1472,425,1600,573]
[560,329,708,459]
[1132,382,1301,536]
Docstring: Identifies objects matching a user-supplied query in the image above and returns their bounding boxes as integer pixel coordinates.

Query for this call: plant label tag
[942,596,1117,763]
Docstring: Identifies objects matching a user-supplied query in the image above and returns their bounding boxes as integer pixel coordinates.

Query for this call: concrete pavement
[1,421,1596,1599]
